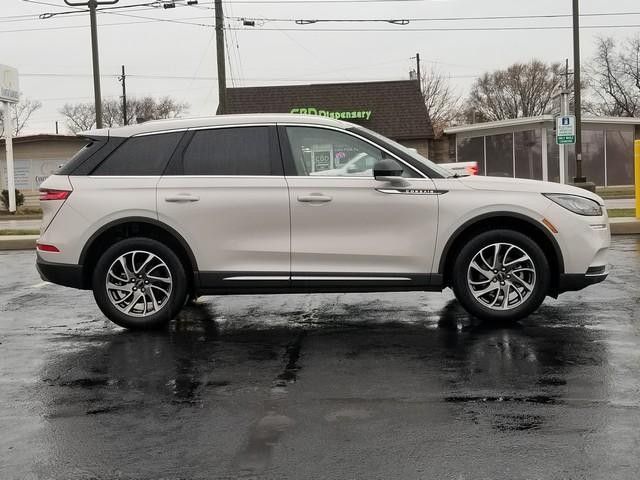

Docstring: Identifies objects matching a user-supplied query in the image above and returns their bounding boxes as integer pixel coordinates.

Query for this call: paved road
[1,237,639,480]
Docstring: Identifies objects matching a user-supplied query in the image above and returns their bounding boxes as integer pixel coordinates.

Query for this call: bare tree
[59,103,96,134]
[102,99,122,128]
[420,67,461,136]
[128,96,189,123]
[0,96,42,136]
[586,36,640,116]
[59,96,190,133]
[465,60,569,121]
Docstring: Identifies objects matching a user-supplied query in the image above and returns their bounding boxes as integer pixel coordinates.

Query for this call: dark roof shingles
[226,80,434,140]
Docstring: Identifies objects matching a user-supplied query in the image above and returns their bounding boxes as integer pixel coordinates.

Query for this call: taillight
[467,165,479,176]
[40,189,71,201]
[36,243,60,253]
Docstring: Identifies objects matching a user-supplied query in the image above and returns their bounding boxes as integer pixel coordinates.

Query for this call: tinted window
[182,127,275,176]
[91,132,183,175]
[58,137,108,175]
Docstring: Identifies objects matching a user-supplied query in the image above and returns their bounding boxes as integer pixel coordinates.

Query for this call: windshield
[350,125,456,178]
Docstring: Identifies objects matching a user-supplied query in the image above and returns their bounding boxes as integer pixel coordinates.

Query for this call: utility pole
[410,53,422,95]
[64,0,119,129]
[119,65,128,125]
[572,0,593,190]
[416,52,421,93]
[214,0,227,115]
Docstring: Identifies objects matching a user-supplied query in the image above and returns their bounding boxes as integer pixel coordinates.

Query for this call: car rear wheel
[451,229,550,322]
[92,237,187,329]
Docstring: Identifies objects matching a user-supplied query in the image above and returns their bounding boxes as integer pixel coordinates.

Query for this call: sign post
[556,115,576,145]
[1,64,19,213]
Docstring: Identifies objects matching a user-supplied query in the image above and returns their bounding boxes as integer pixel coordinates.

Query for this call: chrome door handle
[297,194,333,203]
[165,194,200,203]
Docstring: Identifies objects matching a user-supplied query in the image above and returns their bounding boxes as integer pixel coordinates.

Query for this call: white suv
[37,114,610,329]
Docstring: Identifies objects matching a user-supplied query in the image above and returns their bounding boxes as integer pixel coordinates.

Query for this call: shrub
[1,189,25,211]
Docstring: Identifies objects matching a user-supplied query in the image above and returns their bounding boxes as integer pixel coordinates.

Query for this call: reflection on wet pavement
[0,236,639,479]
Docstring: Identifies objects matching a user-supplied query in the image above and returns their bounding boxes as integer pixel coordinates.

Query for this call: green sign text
[290,107,372,121]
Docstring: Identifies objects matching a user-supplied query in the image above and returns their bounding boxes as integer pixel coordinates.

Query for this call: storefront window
[457,136,485,175]
[514,129,543,180]
[606,129,634,186]
[486,133,513,178]
[582,130,605,186]
[547,128,560,183]
[565,130,605,186]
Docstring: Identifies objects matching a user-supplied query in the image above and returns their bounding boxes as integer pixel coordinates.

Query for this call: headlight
[544,193,603,216]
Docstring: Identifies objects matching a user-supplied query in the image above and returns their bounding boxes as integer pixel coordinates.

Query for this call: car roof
[81,113,354,138]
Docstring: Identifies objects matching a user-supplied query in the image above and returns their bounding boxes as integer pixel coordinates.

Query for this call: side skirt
[197,272,444,295]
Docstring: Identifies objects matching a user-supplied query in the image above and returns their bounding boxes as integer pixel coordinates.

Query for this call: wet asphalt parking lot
[1,236,639,480]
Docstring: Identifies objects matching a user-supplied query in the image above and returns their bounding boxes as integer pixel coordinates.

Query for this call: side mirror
[373,159,408,186]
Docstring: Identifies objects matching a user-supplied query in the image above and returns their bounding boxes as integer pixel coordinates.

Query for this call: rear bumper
[36,257,86,290]
[557,271,608,294]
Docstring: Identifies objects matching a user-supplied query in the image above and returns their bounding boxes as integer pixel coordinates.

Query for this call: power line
[7,18,640,34]
[230,11,640,24]
[228,24,640,32]
[8,5,640,24]
[19,72,481,80]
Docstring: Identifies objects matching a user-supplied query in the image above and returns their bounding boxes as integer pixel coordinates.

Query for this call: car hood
[458,175,605,205]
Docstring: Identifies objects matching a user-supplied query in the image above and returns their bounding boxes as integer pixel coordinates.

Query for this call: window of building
[486,133,514,178]
[546,129,560,183]
[182,127,274,176]
[582,129,606,186]
[515,129,543,180]
[456,136,485,175]
[606,129,634,186]
[92,132,183,176]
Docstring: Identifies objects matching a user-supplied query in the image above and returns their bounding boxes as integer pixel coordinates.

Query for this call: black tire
[92,237,188,330]
[450,229,550,322]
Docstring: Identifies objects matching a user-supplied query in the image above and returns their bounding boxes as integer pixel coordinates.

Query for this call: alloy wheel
[466,242,537,311]
[105,250,173,317]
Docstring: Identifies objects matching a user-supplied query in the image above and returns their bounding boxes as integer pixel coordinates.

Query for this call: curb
[0,235,39,251]
[0,215,43,221]
[610,218,640,235]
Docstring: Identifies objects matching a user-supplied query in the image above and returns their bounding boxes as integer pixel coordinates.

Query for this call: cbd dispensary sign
[0,64,19,104]
[556,115,576,145]
[290,107,372,121]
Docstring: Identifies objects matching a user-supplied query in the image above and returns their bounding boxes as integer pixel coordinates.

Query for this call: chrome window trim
[132,128,189,137]
[132,123,277,137]
[277,123,429,179]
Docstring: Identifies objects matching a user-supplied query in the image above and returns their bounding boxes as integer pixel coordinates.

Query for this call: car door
[280,124,440,289]
[156,125,290,289]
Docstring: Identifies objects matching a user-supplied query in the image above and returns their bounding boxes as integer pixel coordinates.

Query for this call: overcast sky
[2,0,640,134]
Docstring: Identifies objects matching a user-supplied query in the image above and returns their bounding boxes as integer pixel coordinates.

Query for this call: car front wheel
[451,229,550,322]
[92,237,187,329]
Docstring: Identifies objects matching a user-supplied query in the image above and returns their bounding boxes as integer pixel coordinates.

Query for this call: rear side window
[181,126,278,176]
[58,137,108,175]
[91,132,183,175]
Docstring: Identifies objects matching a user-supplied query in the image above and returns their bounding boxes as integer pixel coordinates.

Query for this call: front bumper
[36,257,86,290]
[557,271,608,294]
